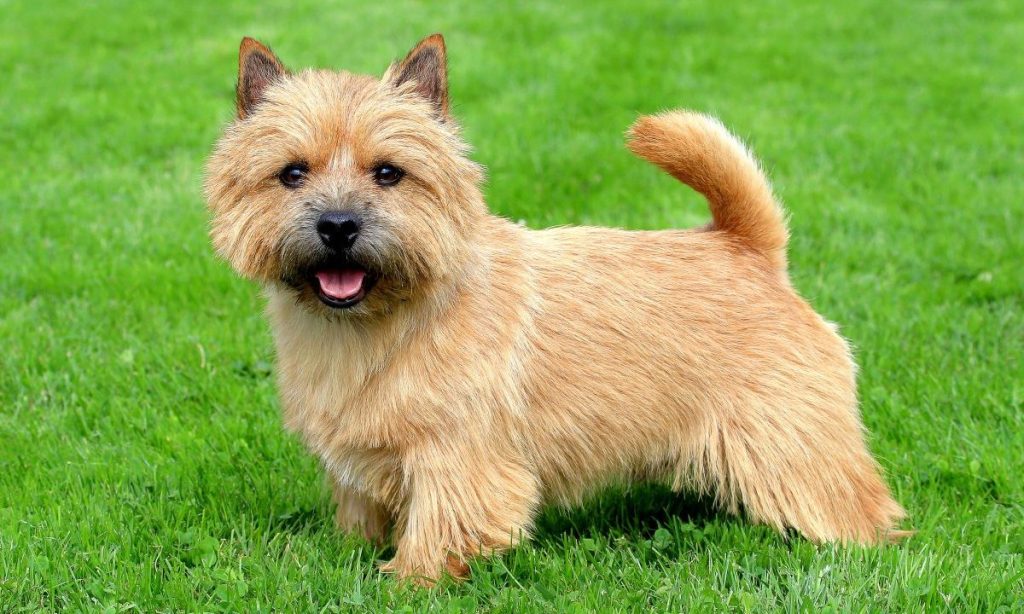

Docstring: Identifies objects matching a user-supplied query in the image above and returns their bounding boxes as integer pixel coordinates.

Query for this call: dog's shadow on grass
[267,483,729,544]
[271,506,326,535]
[264,482,737,569]
[531,483,725,544]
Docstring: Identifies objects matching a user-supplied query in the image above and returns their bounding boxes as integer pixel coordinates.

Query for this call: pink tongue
[315,268,366,300]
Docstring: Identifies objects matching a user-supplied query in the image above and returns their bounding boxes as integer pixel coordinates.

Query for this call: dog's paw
[378,553,469,586]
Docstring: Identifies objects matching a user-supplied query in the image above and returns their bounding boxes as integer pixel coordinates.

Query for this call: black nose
[316,212,360,250]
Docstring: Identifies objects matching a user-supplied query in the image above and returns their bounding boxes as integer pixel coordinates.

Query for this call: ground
[1,0,1022,611]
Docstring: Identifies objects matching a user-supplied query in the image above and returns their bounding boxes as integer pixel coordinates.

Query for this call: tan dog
[204,34,906,583]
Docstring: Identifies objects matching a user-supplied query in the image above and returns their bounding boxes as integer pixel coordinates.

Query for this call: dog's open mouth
[310,266,377,309]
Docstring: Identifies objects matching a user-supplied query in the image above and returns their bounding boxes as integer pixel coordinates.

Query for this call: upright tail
[627,111,789,269]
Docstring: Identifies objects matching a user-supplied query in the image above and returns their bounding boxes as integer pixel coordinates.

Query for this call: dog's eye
[372,164,404,187]
[279,163,308,188]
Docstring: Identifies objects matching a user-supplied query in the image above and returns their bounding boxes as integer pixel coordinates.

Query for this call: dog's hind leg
[675,396,906,545]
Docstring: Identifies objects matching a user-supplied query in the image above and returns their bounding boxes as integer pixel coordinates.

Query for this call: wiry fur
[204,34,906,583]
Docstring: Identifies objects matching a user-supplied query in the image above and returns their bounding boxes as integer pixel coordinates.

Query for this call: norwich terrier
[204,34,906,583]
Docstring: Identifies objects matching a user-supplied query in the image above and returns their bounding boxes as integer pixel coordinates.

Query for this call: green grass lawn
[2,0,1022,610]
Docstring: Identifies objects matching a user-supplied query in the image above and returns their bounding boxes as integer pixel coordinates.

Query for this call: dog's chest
[268,314,412,502]
[273,325,409,449]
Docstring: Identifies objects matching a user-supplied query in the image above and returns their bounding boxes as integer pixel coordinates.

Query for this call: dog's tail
[627,110,789,269]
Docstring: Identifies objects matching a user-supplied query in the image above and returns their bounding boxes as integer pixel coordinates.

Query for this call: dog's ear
[237,37,288,119]
[386,34,449,116]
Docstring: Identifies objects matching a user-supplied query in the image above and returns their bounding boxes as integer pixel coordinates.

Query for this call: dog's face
[204,35,485,318]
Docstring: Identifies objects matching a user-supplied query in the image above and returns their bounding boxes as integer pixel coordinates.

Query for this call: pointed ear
[386,34,449,115]
[236,37,287,118]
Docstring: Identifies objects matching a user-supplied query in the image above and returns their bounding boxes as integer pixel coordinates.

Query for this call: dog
[204,33,906,583]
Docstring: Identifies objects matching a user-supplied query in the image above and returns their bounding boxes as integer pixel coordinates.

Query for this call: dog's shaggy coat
[205,34,906,582]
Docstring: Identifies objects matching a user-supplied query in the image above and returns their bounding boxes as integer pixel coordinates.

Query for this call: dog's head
[204,35,485,318]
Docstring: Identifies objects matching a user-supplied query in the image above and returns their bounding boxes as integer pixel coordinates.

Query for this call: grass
[1,0,1022,610]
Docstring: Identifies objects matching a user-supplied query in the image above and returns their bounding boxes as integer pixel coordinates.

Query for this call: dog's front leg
[331,479,391,545]
[381,438,539,584]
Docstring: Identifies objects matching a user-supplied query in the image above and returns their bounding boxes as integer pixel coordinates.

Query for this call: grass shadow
[532,482,728,544]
